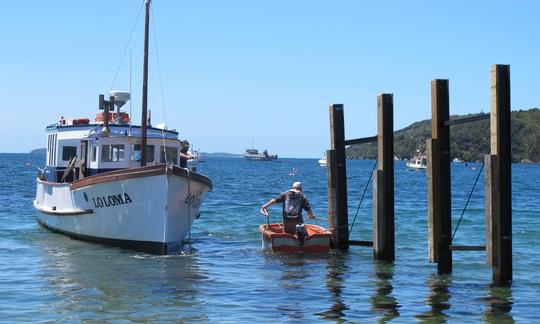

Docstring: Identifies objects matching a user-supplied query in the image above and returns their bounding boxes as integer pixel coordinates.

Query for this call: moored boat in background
[318,153,327,166]
[188,148,205,163]
[243,148,278,161]
[406,151,427,171]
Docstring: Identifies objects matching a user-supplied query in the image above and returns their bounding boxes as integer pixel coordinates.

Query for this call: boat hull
[406,162,427,170]
[34,164,212,254]
[244,156,277,161]
[259,223,332,253]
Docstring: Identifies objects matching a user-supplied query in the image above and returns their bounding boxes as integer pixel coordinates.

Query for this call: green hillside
[347,108,540,163]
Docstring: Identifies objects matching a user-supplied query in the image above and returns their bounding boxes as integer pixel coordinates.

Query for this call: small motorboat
[259,223,333,253]
[406,151,428,171]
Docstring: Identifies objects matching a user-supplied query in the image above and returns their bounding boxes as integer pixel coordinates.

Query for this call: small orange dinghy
[259,223,333,253]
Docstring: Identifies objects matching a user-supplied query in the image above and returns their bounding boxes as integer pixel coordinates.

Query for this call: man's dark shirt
[274,189,311,221]
[179,146,189,168]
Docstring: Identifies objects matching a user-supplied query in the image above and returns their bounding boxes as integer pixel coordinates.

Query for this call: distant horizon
[4,149,320,160]
[10,106,538,159]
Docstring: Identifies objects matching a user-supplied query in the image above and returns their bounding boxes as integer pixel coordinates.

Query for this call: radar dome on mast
[109,91,130,110]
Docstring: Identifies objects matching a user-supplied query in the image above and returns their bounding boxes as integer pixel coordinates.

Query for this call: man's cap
[292,181,302,190]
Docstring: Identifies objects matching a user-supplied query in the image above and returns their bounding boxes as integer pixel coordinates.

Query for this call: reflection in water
[273,253,351,322]
[275,256,311,321]
[370,261,400,321]
[482,283,514,323]
[416,274,451,322]
[316,252,349,321]
[38,237,208,321]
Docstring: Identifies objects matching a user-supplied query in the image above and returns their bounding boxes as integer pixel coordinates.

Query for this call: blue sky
[1,1,539,158]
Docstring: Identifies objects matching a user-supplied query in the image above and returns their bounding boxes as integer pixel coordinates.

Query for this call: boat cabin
[41,92,184,183]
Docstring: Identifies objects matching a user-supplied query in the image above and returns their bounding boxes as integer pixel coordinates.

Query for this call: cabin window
[91,146,97,162]
[62,146,77,161]
[160,146,178,164]
[130,144,155,163]
[102,144,125,162]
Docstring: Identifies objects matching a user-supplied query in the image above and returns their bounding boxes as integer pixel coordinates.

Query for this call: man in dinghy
[261,182,316,234]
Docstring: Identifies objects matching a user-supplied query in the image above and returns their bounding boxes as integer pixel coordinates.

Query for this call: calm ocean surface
[1,153,539,323]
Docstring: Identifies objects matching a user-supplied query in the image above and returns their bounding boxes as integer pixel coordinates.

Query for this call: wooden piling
[427,138,439,263]
[485,154,496,266]
[326,149,338,247]
[329,104,349,250]
[487,64,512,282]
[373,94,395,261]
[429,79,452,274]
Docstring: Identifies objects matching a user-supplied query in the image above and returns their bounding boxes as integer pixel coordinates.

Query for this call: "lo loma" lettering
[92,193,133,208]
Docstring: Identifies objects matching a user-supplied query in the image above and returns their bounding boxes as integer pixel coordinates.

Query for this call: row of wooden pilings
[326,64,512,283]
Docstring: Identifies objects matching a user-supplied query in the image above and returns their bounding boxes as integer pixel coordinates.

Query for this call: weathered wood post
[373,94,395,261]
[426,138,439,263]
[329,104,349,250]
[486,64,512,282]
[326,149,338,247]
[427,79,452,274]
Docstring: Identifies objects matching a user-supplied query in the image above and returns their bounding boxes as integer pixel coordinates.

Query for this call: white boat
[188,149,205,163]
[318,153,327,166]
[406,154,428,170]
[33,0,212,254]
[243,148,278,161]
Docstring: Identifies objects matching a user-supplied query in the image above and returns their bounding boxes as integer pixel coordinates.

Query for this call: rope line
[151,7,168,124]
[348,160,378,236]
[187,168,193,253]
[451,162,485,241]
[109,2,144,92]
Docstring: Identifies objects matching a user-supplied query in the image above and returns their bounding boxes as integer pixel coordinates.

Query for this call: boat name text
[184,193,202,210]
[91,193,133,208]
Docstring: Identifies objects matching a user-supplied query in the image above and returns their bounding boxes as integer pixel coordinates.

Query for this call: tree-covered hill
[347,108,540,163]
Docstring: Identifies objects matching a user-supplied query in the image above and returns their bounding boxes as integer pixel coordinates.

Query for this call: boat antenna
[140,0,151,166]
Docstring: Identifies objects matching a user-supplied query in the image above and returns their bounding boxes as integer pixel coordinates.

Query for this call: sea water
[0,153,539,322]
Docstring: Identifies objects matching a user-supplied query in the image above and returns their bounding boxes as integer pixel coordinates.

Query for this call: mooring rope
[451,162,485,241]
[348,160,378,236]
[187,168,193,253]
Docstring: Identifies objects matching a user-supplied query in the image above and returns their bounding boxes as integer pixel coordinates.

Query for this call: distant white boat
[243,148,277,161]
[406,153,427,171]
[318,153,327,166]
[188,149,205,163]
[453,157,463,163]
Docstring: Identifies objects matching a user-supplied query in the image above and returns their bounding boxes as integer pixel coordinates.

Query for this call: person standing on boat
[179,140,194,168]
[261,181,316,234]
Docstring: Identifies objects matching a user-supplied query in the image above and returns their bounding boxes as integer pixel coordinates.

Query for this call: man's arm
[179,152,194,160]
[303,196,315,219]
[261,199,276,210]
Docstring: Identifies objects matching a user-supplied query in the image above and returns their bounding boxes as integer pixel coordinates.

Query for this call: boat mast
[140,0,151,166]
